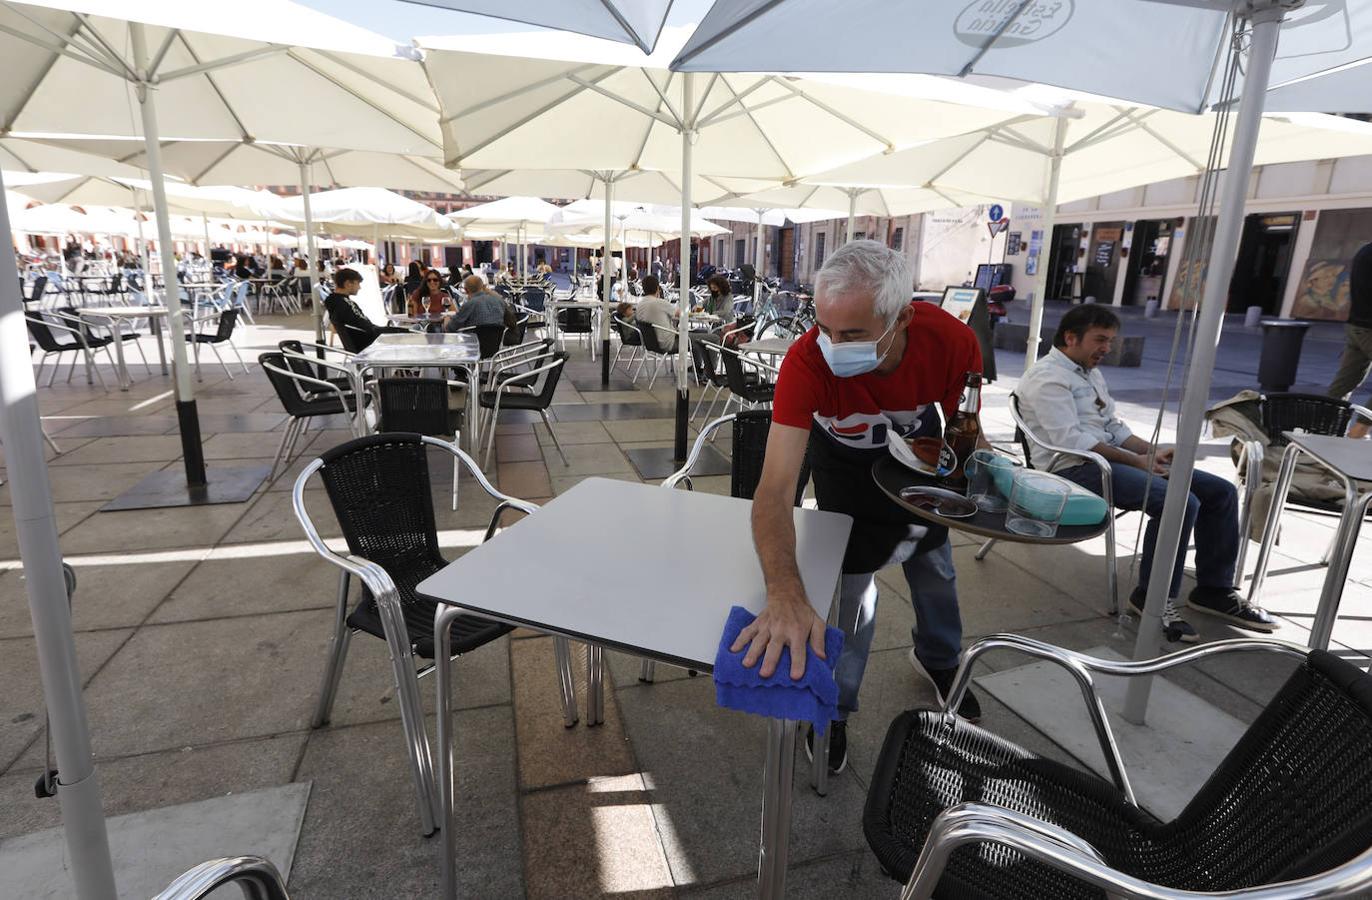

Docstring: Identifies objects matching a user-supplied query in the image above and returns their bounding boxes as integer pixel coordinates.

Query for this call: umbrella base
[626,445,730,480]
[101,465,269,511]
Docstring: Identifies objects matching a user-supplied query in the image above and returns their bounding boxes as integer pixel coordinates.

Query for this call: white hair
[814,239,911,324]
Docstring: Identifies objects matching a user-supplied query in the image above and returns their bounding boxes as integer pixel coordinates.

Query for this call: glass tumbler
[1005,471,1070,538]
[966,449,1015,512]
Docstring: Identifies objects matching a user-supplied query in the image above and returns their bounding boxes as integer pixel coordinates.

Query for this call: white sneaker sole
[803,729,847,774]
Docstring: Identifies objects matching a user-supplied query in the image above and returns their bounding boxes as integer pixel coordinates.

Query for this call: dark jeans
[1057,462,1239,597]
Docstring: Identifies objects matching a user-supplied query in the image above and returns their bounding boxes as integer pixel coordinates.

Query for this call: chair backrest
[612,316,642,346]
[557,307,592,333]
[26,275,47,304]
[377,378,454,437]
[730,409,809,505]
[259,351,327,416]
[522,287,547,312]
[212,308,239,341]
[316,433,444,573]
[526,352,569,408]
[718,345,754,394]
[277,340,333,383]
[639,319,668,354]
[473,324,506,359]
[1260,392,1354,446]
[1164,649,1372,890]
[334,320,366,354]
[26,314,73,352]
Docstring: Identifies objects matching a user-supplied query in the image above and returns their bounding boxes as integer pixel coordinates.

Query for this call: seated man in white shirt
[634,274,679,352]
[1016,304,1275,642]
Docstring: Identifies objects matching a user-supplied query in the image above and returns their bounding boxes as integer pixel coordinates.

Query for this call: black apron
[807,421,947,574]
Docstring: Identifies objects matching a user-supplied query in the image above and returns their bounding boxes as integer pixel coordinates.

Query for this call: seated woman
[378,262,398,287]
[704,274,737,325]
[408,269,454,317]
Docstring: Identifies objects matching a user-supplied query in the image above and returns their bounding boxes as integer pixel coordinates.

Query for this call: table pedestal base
[627,445,730,480]
[101,465,268,510]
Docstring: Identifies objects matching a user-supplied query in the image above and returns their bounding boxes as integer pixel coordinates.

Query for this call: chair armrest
[152,855,289,900]
[662,413,737,490]
[1007,399,1116,504]
[280,351,354,382]
[493,358,563,392]
[1351,403,1372,426]
[418,436,537,525]
[28,315,93,348]
[904,800,1372,900]
[944,634,1308,809]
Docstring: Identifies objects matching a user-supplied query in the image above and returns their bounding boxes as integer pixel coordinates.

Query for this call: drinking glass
[966,449,1015,512]
[1005,471,1070,538]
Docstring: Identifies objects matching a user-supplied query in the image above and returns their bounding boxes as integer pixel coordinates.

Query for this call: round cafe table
[871,456,1108,544]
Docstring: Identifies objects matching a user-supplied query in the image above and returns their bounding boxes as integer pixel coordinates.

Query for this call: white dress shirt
[1016,347,1133,471]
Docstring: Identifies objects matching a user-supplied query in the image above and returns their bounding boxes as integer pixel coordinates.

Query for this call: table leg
[463,362,480,454]
[110,330,130,391]
[1309,487,1372,650]
[436,605,462,899]
[350,366,369,438]
[757,718,796,899]
[586,644,604,726]
[152,315,168,375]
[810,582,842,796]
[1245,444,1302,607]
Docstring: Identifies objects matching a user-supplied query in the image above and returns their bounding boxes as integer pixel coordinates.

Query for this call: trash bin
[1257,319,1310,392]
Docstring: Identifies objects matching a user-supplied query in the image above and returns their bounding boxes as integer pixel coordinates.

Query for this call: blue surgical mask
[817,316,899,378]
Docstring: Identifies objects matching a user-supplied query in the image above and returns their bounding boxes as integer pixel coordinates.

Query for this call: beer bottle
[943,372,982,490]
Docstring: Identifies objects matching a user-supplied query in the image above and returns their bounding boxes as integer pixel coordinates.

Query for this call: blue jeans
[1056,462,1239,597]
[833,540,961,716]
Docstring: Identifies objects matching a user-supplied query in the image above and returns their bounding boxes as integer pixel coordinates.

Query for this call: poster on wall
[1290,208,1372,320]
[1006,232,1022,256]
[1094,241,1115,267]
[1025,254,1038,276]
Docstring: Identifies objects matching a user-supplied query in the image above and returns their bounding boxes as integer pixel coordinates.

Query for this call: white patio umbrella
[8,203,139,237]
[398,0,673,52]
[258,186,457,242]
[420,26,1035,461]
[681,0,1372,720]
[694,204,846,298]
[448,196,564,277]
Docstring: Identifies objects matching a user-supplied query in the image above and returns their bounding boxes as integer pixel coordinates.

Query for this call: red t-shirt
[772,302,982,450]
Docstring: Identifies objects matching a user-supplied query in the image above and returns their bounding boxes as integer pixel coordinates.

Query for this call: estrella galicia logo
[954,0,1074,49]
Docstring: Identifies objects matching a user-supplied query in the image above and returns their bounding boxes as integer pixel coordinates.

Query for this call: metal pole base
[175,399,207,486]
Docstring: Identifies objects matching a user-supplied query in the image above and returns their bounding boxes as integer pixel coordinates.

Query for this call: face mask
[817,315,899,378]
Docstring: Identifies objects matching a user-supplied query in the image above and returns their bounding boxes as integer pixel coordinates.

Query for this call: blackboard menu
[1094,240,1115,267]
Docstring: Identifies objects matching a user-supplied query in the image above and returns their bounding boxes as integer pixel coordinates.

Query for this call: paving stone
[59,501,249,554]
[684,849,890,898]
[604,418,680,443]
[556,442,636,477]
[510,637,636,789]
[497,460,553,500]
[148,554,337,624]
[218,488,340,545]
[0,732,306,837]
[48,435,188,467]
[0,559,197,638]
[0,629,131,772]
[494,432,545,463]
[0,501,102,558]
[533,420,614,446]
[2,460,168,506]
[521,774,674,899]
[290,707,521,900]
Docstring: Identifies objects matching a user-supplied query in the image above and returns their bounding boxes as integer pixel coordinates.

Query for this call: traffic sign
[988,204,1003,222]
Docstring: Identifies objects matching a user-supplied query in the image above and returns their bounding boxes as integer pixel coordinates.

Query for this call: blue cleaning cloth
[713,605,845,732]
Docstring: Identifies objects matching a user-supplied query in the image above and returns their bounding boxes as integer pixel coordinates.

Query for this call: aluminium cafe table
[1246,432,1372,649]
[75,305,170,388]
[417,477,852,899]
[349,332,481,448]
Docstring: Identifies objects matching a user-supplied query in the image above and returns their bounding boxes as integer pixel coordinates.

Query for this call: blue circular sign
[988,204,1004,222]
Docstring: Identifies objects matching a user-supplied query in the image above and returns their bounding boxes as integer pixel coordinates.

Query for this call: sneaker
[1187,587,1278,633]
[804,720,847,774]
[907,649,982,723]
[1128,587,1199,644]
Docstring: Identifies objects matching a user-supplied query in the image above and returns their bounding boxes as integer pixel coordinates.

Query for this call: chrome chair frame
[480,355,567,470]
[294,436,580,836]
[978,395,1119,616]
[716,345,779,418]
[183,308,250,382]
[610,315,644,379]
[640,321,681,389]
[27,312,113,390]
[901,633,1352,900]
[261,356,364,479]
[153,856,289,900]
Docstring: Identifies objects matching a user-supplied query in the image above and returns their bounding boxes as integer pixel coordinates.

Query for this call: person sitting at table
[403,260,423,296]
[704,274,737,325]
[735,240,984,775]
[378,262,398,287]
[231,255,254,280]
[444,274,510,333]
[323,267,407,352]
[635,274,679,352]
[408,268,453,317]
[1017,304,1276,641]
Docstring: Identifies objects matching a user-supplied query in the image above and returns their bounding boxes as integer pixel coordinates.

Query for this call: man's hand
[731,591,827,680]
[1134,451,1169,476]
[1154,447,1174,466]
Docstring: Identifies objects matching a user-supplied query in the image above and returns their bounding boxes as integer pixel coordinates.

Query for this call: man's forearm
[752,493,805,600]
[1121,434,1152,455]
[1089,441,1142,466]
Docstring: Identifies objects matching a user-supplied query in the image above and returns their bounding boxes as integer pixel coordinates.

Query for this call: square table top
[354,331,480,366]
[1284,432,1372,484]
[417,477,852,671]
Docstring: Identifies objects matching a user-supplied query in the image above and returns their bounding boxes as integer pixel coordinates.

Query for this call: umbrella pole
[298,161,321,343]
[676,74,695,464]
[845,190,857,244]
[754,213,765,302]
[601,177,614,386]
[1022,116,1069,374]
[0,176,117,900]
[133,23,203,486]
[201,214,211,262]
[1122,5,1284,724]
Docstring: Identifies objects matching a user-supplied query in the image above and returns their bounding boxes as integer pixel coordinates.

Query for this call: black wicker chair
[555,305,594,353]
[259,351,368,479]
[638,410,810,686]
[292,432,580,837]
[26,311,114,389]
[864,635,1372,899]
[277,340,355,396]
[610,316,643,378]
[636,320,678,389]
[478,349,568,469]
[718,343,777,412]
[184,308,248,381]
[378,377,463,509]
